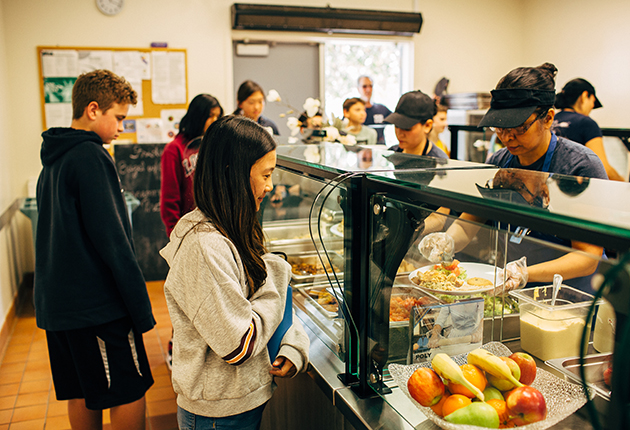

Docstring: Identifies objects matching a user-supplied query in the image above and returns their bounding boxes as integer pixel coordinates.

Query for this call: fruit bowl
[389,342,591,430]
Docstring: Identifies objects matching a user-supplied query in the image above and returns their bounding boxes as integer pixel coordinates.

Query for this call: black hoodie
[34,128,155,333]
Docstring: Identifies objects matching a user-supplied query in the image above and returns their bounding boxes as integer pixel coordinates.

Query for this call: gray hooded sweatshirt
[160,208,309,417]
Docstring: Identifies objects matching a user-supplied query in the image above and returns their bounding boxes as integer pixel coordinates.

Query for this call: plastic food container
[509,285,598,361]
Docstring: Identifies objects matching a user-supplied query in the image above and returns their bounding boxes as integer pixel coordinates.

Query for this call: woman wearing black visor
[421,63,608,294]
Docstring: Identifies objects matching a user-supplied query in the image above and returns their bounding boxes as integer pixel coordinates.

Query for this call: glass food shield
[260,168,352,362]
[366,195,509,397]
[366,199,614,428]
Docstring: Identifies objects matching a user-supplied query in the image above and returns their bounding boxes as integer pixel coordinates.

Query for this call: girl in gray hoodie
[160,116,309,430]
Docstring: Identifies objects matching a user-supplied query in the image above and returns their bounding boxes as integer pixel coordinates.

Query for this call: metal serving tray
[288,251,344,285]
[546,353,612,400]
[298,285,343,319]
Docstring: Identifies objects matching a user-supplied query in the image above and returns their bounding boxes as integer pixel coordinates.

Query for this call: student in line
[234,80,280,135]
[35,69,155,430]
[160,115,309,430]
[342,97,377,145]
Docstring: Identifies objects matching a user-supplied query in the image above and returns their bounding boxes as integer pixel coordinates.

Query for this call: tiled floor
[0,281,177,430]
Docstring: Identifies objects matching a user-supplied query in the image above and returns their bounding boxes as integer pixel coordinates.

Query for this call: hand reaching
[270,356,297,378]
[495,256,528,295]
[418,232,455,264]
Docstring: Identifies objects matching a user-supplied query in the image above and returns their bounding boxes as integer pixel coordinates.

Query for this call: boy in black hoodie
[35,70,155,430]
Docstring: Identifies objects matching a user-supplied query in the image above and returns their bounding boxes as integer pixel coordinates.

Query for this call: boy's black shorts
[46,316,154,410]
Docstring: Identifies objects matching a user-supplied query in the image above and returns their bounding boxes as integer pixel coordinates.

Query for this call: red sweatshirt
[160,134,199,236]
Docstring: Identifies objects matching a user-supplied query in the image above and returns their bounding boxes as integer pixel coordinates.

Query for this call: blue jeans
[177,404,266,430]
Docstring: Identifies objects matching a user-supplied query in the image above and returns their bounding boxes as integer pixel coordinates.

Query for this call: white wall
[522,0,630,128]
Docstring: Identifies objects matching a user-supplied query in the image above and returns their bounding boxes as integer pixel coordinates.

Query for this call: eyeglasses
[489,110,548,136]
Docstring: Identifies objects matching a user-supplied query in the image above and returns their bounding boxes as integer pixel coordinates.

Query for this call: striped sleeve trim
[222,321,257,365]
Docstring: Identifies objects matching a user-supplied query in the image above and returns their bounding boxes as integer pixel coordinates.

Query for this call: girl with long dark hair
[233,80,280,135]
[160,116,308,430]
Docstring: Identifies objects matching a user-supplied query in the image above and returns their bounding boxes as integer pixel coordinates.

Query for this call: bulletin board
[37,46,188,143]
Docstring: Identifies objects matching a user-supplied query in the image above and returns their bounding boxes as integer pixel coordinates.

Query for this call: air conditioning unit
[231,3,423,36]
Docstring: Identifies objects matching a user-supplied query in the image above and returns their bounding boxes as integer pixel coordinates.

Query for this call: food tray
[546,353,612,400]
[298,285,342,319]
[389,342,591,430]
[288,251,344,284]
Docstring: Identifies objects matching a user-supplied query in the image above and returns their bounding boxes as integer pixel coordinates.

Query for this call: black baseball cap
[385,91,435,129]
[559,78,602,109]
[478,88,556,128]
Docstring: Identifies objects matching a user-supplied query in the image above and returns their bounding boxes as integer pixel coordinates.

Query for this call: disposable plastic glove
[418,232,455,264]
[495,256,528,295]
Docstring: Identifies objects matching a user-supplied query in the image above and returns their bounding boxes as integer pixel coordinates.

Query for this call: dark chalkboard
[115,143,168,281]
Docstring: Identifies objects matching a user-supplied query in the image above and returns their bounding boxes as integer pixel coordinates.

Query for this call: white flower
[286,116,301,136]
[303,97,321,118]
[339,134,357,146]
[304,145,321,163]
[288,136,299,144]
[267,89,281,103]
[323,126,340,142]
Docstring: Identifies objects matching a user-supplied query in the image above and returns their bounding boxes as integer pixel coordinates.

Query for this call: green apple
[444,402,500,428]
[488,356,521,392]
[481,386,505,401]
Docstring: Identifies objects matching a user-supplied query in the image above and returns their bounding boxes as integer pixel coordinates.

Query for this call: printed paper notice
[41,50,79,77]
[45,103,72,128]
[113,51,151,82]
[151,51,186,104]
[136,118,165,143]
[78,50,113,74]
[160,109,186,142]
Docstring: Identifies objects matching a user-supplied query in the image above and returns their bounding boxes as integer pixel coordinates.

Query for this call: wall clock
[96,0,124,16]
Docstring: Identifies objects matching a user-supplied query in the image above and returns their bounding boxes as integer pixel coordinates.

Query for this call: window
[323,39,412,144]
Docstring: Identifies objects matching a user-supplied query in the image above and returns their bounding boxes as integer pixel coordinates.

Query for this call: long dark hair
[232,80,264,115]
[179,94,223,140]
[193,115,277,296]
[555,78,596,110]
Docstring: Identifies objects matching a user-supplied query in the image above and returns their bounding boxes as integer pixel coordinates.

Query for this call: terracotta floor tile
[7,334,33,346]
[0,424,8,430]
[18,379,50,394]
[4,343,29,355]
[147,398,178,416]
[15,391,49,408]
[46,400,66,417]
[0,395,16,411]
[0,409,11,425]
[0,361,26,375]
[1,350,28,364]
[42,415,71,430]
[11,404,46,422]
[146,385,175,402]
[152,373,172,388]
[24,360,50,373]
[0,371,22,384]
[21,369,50,382]
[7,418,46,430]
[0,382,19,396]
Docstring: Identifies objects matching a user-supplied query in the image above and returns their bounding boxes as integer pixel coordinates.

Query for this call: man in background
[358,75,392,144]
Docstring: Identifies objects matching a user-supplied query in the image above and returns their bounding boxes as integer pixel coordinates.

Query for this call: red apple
[509,352,537,385]
[506,386,547,425]
[408,367,445,407]
[488,357,521,392]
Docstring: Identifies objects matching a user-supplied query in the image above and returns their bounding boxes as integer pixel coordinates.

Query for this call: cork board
[37,46,188,143]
